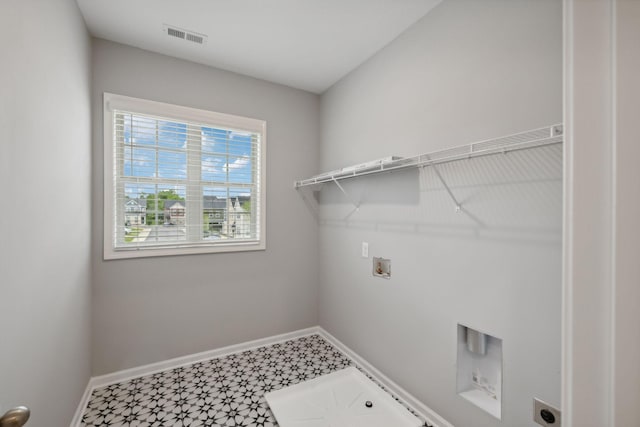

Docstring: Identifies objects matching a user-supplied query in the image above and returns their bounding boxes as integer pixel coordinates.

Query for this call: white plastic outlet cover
[264,367,422,427]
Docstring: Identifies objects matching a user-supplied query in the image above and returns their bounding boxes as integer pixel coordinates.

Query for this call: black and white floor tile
[80,334,428,427]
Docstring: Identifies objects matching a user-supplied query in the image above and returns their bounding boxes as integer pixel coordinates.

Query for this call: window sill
[104,241,266,260]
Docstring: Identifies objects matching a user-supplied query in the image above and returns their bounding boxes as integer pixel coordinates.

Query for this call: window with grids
[104,93,265,259]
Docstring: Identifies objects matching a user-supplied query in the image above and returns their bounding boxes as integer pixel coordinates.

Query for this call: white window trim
[103,92,266,260]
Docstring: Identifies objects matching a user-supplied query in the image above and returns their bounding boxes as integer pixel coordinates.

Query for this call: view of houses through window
[123,191,253,243]
[114,109,260,248]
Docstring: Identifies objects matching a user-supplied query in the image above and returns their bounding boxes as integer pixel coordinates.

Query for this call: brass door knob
[0,407,30,427]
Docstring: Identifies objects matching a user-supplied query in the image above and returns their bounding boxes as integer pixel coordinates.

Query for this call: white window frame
[103,93,266,260]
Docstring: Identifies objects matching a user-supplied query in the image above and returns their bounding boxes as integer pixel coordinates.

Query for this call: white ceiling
[76,0,441,94]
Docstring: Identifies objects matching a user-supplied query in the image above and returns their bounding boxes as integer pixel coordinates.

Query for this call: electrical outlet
[534,398,561,426]
[361,242,368,258]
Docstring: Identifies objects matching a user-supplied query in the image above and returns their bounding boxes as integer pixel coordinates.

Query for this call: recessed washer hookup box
[264,367,422,427]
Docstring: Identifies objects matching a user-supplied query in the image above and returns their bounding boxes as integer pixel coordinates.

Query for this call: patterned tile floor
[80,334,427,427]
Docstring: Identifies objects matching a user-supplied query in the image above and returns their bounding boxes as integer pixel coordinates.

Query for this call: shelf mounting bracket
[429,162,462,213]
[333,178,360,212]
[297,184,320,221]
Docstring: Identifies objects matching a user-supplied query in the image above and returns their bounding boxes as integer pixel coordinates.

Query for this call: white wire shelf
[294,124,563,189]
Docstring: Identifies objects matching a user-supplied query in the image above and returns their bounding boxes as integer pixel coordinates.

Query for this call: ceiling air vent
[163,24,207,45]
[167,27,185,40]
[186,33,204,44]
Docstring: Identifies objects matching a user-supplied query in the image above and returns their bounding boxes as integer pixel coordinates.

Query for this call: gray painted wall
[0,0,92,425]
[91,39,320,375]
[318,1,562,426]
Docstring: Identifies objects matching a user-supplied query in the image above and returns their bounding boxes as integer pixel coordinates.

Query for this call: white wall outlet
[534,398,561,426]
[361,242,368,258]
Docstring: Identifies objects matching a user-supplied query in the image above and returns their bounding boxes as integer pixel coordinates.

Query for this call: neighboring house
[124,198,146,226]
[164,200,186,225]
[203,196,227,231]
[164,196,251,236]
[222,197,251,238]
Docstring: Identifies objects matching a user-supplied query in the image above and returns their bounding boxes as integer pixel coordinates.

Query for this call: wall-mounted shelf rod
[294,124,563,189]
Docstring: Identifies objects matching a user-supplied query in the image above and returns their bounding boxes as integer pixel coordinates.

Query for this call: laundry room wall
[317,1,562,426]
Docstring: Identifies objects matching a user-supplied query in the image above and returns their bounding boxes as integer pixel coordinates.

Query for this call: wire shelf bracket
[429,161,462,213]
[332,178,361,212]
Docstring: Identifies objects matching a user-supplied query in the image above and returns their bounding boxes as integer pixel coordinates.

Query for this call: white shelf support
[429,162,462,213]
[333,178,360,212]
[296,185,320,222]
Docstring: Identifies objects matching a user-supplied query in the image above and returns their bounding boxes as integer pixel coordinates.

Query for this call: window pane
[120,184,186,245]
[227,187,253,239]
[202,187,227,241]
[131,115,157,146]
[201,155,227,182]
[201,127,228,155]
[228,131,254,155]
[120,183,153,245]
[201,127,256,184]
[158,150,186,179]
[157,120,187,149]
[226,155,253,184]
[145,184,186,243]
[125,147,156,177]
[202,187,254,240]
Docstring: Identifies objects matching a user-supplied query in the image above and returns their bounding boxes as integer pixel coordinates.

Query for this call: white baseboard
[71,326,453,427]
[317,327,455,427]
[90,327,320,388]
[69,381,94,427]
